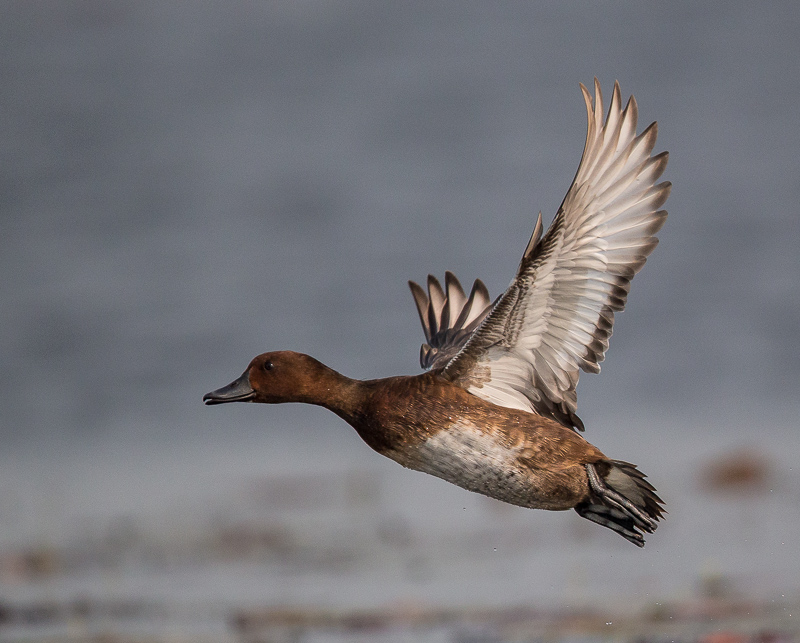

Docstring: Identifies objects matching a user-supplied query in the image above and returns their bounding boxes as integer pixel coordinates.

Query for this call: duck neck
[303,359,371,424]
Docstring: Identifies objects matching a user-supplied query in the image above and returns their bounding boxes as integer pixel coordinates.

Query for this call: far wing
[409,272,493,371]
[443,80,671,431]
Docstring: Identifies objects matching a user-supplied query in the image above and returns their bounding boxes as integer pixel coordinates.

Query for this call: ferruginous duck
[205,80,669,546]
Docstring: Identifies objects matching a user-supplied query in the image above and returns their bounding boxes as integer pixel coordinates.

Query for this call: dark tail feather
[575,460,665,547]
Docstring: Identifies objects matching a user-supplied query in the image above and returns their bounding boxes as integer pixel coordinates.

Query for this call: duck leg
[574,501,645,546]
[585,463,658,532]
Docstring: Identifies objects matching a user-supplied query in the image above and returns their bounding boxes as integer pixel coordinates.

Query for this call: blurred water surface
[1,1,799,639]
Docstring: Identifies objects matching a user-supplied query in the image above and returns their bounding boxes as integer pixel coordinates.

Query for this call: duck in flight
[204,80,670,546]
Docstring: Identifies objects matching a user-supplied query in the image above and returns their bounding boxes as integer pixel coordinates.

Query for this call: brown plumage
[204,80,668,546]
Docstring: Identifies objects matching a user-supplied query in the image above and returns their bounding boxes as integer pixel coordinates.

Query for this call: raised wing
[409,272,493,371]
[442,80,671,431]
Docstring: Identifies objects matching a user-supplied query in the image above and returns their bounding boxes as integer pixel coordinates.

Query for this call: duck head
[203,350,337,406]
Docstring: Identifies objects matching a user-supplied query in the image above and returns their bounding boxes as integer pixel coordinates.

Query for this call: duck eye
[263,360,274,372]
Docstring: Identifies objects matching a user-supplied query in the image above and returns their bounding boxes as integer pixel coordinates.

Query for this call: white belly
[392,422,535,507]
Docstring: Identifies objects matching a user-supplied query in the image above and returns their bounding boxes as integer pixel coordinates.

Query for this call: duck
[204,80,670,546]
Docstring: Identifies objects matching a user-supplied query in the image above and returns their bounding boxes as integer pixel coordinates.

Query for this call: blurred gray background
[1,0,799,634]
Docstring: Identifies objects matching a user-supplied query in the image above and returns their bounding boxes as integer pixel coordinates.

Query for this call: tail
[575,460,665,547]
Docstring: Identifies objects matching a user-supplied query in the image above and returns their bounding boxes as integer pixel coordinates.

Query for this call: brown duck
[205,80,670,546]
